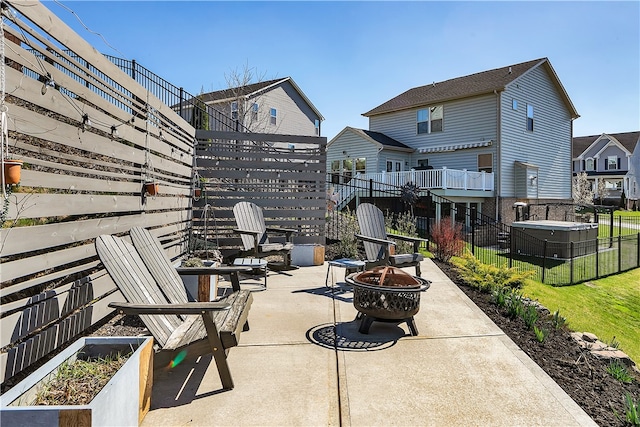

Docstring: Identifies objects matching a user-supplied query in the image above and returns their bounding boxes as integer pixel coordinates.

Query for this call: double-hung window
[526,104,534,132]
[231,101,238,120]
[417,105,443,134]
[251,103,259,121]
[270,108,277,125]
[607,156,619,170]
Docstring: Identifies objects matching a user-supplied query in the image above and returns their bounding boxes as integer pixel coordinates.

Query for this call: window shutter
[582,160,585,170]
[605,160,608,170]
[618,158,621,169]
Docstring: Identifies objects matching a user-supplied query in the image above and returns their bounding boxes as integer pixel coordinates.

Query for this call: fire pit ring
[346,267,430,336]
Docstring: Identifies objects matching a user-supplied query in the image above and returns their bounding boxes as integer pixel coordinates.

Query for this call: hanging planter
[144,181,159,196]
[3,159,22,185]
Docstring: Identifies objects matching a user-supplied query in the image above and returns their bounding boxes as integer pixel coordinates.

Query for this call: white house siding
[257,82,321,136]
[368,94,498,170]
[500,65,573,199]
[326,131,379,175]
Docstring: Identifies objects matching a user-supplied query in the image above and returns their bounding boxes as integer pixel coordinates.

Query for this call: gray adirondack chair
[233,201,296,267]
[96,233,253,390]
[355,203,427,276]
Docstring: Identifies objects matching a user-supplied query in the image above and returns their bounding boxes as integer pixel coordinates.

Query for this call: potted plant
[0,336,153,427]
[179,256,220,301]
[2,159,22,185]
[144,181,159,196]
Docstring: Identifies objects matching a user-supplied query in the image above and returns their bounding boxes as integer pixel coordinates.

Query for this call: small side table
[325,258,366,289]
[233,258,268,291]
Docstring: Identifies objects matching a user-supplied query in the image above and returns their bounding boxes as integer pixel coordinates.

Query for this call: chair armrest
[176,266,252,276]
[109,301,231,315]
[387,233,428,253]
[355,234,395,246]
[265,226,297,234]
[234,228,261,236]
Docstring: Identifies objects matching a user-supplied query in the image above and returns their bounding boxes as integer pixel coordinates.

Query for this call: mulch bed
[433,259,640,427]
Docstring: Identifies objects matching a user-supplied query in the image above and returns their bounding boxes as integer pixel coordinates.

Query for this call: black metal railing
[325,175,640,285]
[105,55,247,132]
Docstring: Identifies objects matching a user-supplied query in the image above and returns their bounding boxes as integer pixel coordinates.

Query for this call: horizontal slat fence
[193,130,326,255]
[0,1,194,387]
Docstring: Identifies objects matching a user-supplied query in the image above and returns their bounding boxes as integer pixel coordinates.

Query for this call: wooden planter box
[291,244,325,266]
[1,337,153,427]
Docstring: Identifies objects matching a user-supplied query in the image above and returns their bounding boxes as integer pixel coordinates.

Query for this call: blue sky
[49,1,639,140]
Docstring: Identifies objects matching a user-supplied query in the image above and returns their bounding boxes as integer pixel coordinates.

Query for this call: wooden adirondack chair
[96,234,253,390]
[355,203,427,276]
[233,201,296,267]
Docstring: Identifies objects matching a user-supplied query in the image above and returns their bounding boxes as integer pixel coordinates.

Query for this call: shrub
[336,208,360,259]
[457,252,534,293]
[385,211,419,254]
[430,216,464,262]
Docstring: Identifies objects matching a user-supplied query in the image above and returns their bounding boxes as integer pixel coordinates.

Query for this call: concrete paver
[142,258,596,426]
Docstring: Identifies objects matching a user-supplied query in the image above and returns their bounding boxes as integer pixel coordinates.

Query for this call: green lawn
[522,268,640,365]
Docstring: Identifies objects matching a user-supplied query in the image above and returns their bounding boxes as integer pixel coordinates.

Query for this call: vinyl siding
[500,66,573,199]
[257,82,321,136]
[599,145,628,172]
[326,131,379,175]
[369,94,498,172]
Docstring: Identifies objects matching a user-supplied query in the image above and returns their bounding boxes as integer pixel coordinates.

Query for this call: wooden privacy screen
[193,130,327,251]
[0,1,195,386]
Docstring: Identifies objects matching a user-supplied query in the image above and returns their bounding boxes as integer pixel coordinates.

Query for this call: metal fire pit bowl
[346,267,430,336]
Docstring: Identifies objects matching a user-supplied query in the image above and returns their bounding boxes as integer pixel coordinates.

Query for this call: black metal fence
[105,55,245,132]
[326,175,640,285]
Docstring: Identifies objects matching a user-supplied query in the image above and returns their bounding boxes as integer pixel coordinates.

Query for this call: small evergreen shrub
[430,216,464,262]
[457,252,534,293]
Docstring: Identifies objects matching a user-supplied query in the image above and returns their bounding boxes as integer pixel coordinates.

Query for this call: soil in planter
[33,351,132,406]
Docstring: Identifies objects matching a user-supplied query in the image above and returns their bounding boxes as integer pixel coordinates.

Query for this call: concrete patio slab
[141,258,597,427]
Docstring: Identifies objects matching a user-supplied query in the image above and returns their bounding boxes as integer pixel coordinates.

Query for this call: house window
[343,158,353,183]
[231,101,238,120]
[355,158,366,175]
[331,160,340,184]
[251,103,259,121]
[585,158,594,171]
[526,104,534,131]
[314,119,320,136]
[395,162,402,172]
[478,153,493,173]
[386,161,393,172]
[512,99,518,110]
[417,105,443,134]
[607,156,619,170]
[270,108,277,125]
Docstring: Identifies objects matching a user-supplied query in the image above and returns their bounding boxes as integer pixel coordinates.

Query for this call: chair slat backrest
[130,227,189,304]
[96,235,181,347]
[356,203,388,262]
[233,202,269,251]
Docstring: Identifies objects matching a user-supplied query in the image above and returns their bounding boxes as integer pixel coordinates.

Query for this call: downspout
[494,90,501,221]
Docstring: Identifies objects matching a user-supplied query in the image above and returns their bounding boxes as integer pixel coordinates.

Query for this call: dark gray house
[573,131,640,206]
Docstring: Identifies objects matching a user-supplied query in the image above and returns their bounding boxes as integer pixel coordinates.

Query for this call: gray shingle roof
[199,78,287,103]
[363,58,576,117]
[349,127,413,150]
[573,131,640,158]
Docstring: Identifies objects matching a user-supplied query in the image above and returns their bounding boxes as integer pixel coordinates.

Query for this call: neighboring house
[628,140,640,209]
[328,57,579,223]
[328,126,414,185]
[195,77,324,136]
[572,131,640,206]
